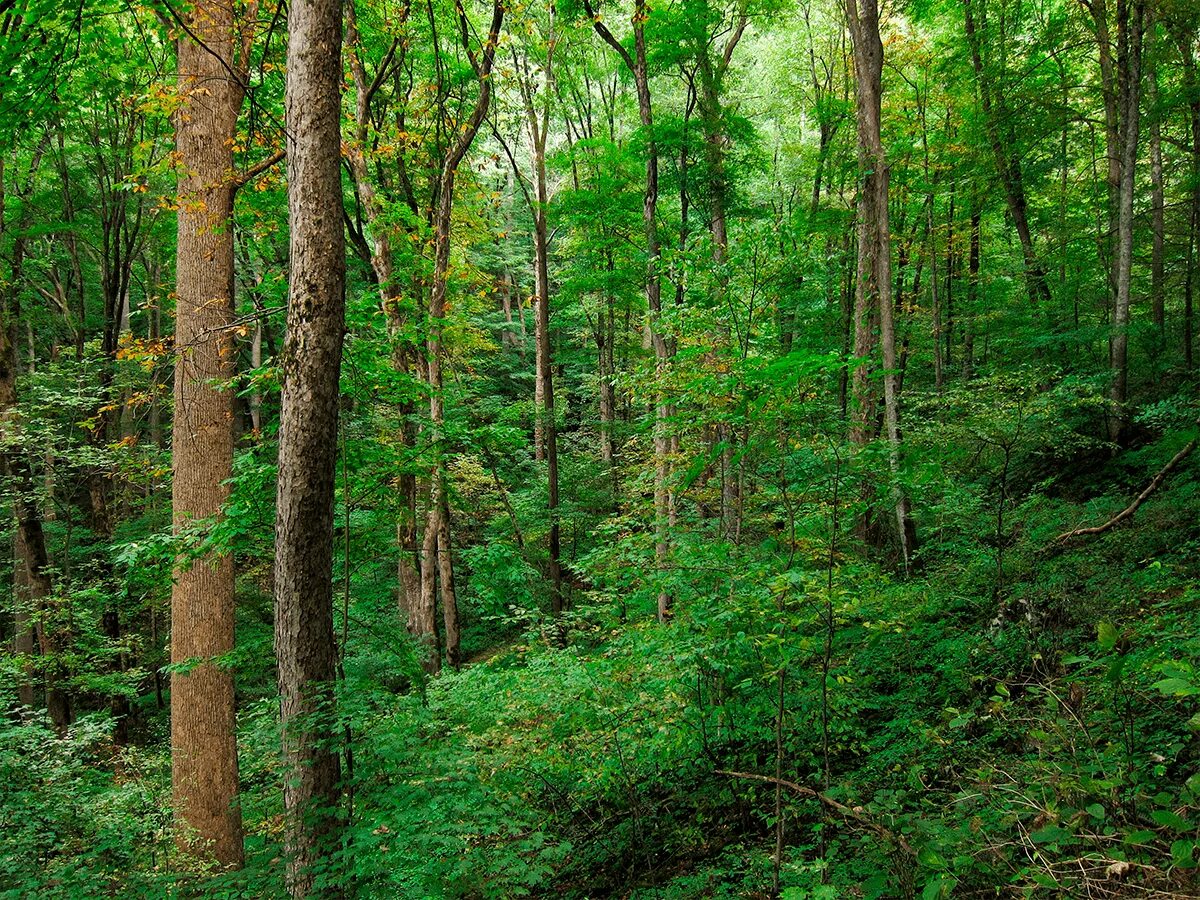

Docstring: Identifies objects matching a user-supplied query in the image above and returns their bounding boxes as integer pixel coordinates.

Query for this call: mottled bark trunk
[276,0,345,889]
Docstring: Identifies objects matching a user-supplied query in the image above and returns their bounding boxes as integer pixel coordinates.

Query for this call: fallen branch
[1054,427,1199,543]
[716,769,915,856]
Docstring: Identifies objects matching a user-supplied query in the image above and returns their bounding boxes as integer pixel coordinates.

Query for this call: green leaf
[1172,840,1198,868]
[1097,621,1119,651]
[921,874,958,899]
[1030,825,1072,844]
[1153,677,1200,697]
[918,846,947,870]
[1151,810,1189,832]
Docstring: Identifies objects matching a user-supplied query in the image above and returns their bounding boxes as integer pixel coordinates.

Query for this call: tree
[1086,0,1146,442]
[503,4,563,614]
[962,0,1053,311]
[418,0,505,669]
[343,0,427,651]
[168,0,250,868]
[584,0,674,620]
[274,0,346,889]
[846,0,917,569]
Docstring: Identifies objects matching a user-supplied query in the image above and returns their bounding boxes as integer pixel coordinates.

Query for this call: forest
[1,0,1199,894]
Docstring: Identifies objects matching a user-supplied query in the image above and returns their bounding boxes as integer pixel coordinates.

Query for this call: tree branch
[581,0,635,74]
[716,770,915,855]
[1054,426,1199,543]
[233,148,286,191]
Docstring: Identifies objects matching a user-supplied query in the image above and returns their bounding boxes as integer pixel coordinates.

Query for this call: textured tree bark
[1107,0,1144,444]
[276,0,345,889]
[847,0,917,571]
[169,0,246,868]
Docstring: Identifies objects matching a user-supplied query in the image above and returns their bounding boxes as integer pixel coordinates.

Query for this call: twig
[716,770,915,856]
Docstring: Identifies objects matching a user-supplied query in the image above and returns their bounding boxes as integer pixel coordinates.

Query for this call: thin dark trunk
[963,0,1052,310]
[1108,0,1144,444]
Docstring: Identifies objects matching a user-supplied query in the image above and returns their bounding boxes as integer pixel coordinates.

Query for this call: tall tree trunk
[847,0,917,571]
[1181,33,1200,371]
[963,194,980,379]
[420,0,505,667]
[587,0,671,619]
[697,16,747,545]
[1148,53,1164,340]
[1108,0,1144,444]
[1086,0,1121,298]
[962,0,1052,310]
[0,142,69,732]
[517,26,563,616]
[276,0,345,889]
[532,183,562,615]
[170,0,246,868]
[12,529,35,709]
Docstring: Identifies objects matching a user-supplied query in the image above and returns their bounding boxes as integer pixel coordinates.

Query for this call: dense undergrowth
[3,396,1200,899]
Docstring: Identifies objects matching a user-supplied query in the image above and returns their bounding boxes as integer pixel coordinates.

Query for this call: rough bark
[276,0,345,889]
[169,0,246,868]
